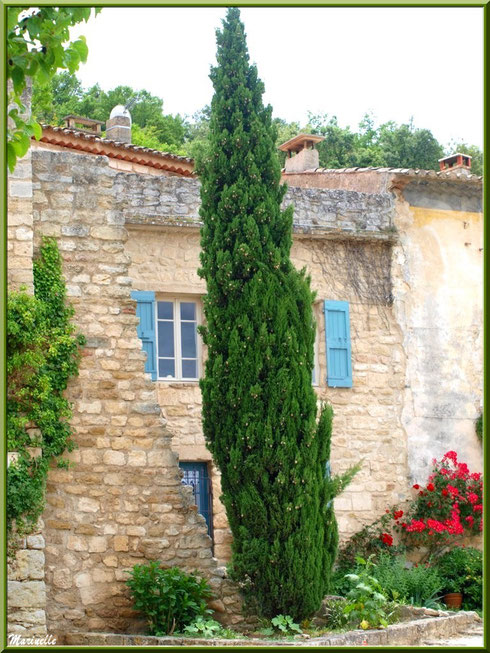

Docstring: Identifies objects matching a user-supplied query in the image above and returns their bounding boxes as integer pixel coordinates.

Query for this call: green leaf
[8,7,20,32]
[31,122,43,140]
[11,66,25,95]
[7,142,17,173]
[12,132,31,158]
[72,37,88,62]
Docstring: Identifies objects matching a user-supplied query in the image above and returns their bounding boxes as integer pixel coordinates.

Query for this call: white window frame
[156,296,202,382]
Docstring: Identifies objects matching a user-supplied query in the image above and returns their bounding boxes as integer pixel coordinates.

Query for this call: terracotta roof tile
[282,165,482,183]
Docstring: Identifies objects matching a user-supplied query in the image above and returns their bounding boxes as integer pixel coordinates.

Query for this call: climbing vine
[7,237,85,537]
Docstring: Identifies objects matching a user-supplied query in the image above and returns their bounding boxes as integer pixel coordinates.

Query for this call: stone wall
[9,147,245,638]
[126,224,407,550]
[119,171,395,239]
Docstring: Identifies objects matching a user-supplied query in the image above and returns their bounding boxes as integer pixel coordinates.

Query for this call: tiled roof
[38,124,195,176]
[282,166,483,183]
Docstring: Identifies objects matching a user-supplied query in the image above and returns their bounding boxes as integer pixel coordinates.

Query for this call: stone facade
[7,137,483,639]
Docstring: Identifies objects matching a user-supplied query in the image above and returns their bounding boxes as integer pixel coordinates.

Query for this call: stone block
[26,535,45,550]
[103,450,126,466]
[88,537,108,553]
[78,497,100,513]
[113,536,129,552]
[8,581,46,608]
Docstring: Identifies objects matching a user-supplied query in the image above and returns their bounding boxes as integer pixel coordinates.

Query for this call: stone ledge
[62,611,480,647]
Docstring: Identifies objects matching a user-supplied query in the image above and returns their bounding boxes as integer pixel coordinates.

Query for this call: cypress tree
[199,8,340,620]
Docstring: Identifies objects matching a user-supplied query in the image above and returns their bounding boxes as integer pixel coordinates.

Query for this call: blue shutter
[131,290,157,381]
[324,300,352,388]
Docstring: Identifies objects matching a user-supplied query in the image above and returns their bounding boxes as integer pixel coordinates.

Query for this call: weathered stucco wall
[392,180,483,482]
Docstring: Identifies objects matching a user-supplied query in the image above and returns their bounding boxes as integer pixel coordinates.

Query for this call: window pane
[180,302,196,321]
[159,358,175,378]
[182,359,197,379]
[158,321,174,357]
[158,301,173,320]
[181,322,197,358]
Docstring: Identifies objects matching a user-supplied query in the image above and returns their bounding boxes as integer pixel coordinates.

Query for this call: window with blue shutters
[324,300,352,388]
[156,299,199,380]
[131,290,157,381]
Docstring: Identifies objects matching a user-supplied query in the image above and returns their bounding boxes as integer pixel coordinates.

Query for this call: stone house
[7,102,483,641]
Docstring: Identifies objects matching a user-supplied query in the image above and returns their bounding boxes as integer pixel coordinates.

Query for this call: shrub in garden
[198,7,358,620]
[342,556,399,630]
[398,451,483,552]
[435,546,482,611]
[125,562,213,636]
[373,553,443,607]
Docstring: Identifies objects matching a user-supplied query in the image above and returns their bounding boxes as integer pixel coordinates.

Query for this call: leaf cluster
[125,562,213,636]
[7,238,85,536]
[7,7,100,171]
[436,546,482,608]
[342,556,398,630]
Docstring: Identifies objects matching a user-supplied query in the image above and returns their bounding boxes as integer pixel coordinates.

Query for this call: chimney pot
[279,133,325,173]
[106,105,132,143]
[438,152,472,173]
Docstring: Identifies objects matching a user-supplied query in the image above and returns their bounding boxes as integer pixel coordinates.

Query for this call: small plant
[182,617,238,638]
[435,546,482,610]
[342,556,398,630]
[125,562,213,636]
[323,599,349,630]
[270,614,303,635]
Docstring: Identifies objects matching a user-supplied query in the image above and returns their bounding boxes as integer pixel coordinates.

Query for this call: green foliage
[125,562,213,636]
[322,599,349,630]
[7,7,100,172]
[342,556,398,630]
[333,508,406,587]
[270,614,302,635]
[435,547,482,609]
[475,414,483,441]
[182,617,238,638]
[198,7,357,621]
[373,553,443,607]
[7,238,85,535]
[32,72,187,152]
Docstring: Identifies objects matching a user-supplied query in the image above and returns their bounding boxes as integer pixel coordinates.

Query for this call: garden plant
[125,562,213,636]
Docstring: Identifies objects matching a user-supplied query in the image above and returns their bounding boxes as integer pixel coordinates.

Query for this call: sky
[69,7,484,148]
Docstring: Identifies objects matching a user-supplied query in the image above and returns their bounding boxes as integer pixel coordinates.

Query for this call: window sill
[157,380,200,387]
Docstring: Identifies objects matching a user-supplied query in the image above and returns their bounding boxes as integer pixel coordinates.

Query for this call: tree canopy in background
[31,73,482,174]
[7,6,100,171]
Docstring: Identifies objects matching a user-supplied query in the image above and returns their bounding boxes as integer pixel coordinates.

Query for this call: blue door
[179,462,213,538]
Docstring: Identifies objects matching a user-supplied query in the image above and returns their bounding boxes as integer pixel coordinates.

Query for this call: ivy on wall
[7,237,85,537]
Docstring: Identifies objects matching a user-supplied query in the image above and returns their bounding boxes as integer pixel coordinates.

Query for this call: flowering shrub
[396,451,483,549]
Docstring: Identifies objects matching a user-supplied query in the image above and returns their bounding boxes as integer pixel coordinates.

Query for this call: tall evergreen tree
[198,8,348,620]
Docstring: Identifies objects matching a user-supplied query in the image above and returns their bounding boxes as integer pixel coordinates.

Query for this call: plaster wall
[392,183,483,482]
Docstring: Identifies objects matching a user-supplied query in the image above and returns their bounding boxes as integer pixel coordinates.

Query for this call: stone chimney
[279,133,325,173]
[438,152,472,173]
[105,104,132,143]
[63,115,104,135]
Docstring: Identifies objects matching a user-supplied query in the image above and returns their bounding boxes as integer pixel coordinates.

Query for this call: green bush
[435,547,482,610]
[374,553,443,607]
[182,617,238,639]
[342,556,398,630]
[125,562,213,635]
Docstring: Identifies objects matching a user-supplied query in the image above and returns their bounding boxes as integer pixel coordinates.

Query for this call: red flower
[381,533,393,546]
[412,484,420,490]
[447,485,459,496]
[440,468,448,475]
[473,504,483,513]
[442,489,448,496]
[444,451,458,463]
[465,515,474,526]
[467,492,479,504]
[394,510,404,520]
[427,483,435,492]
